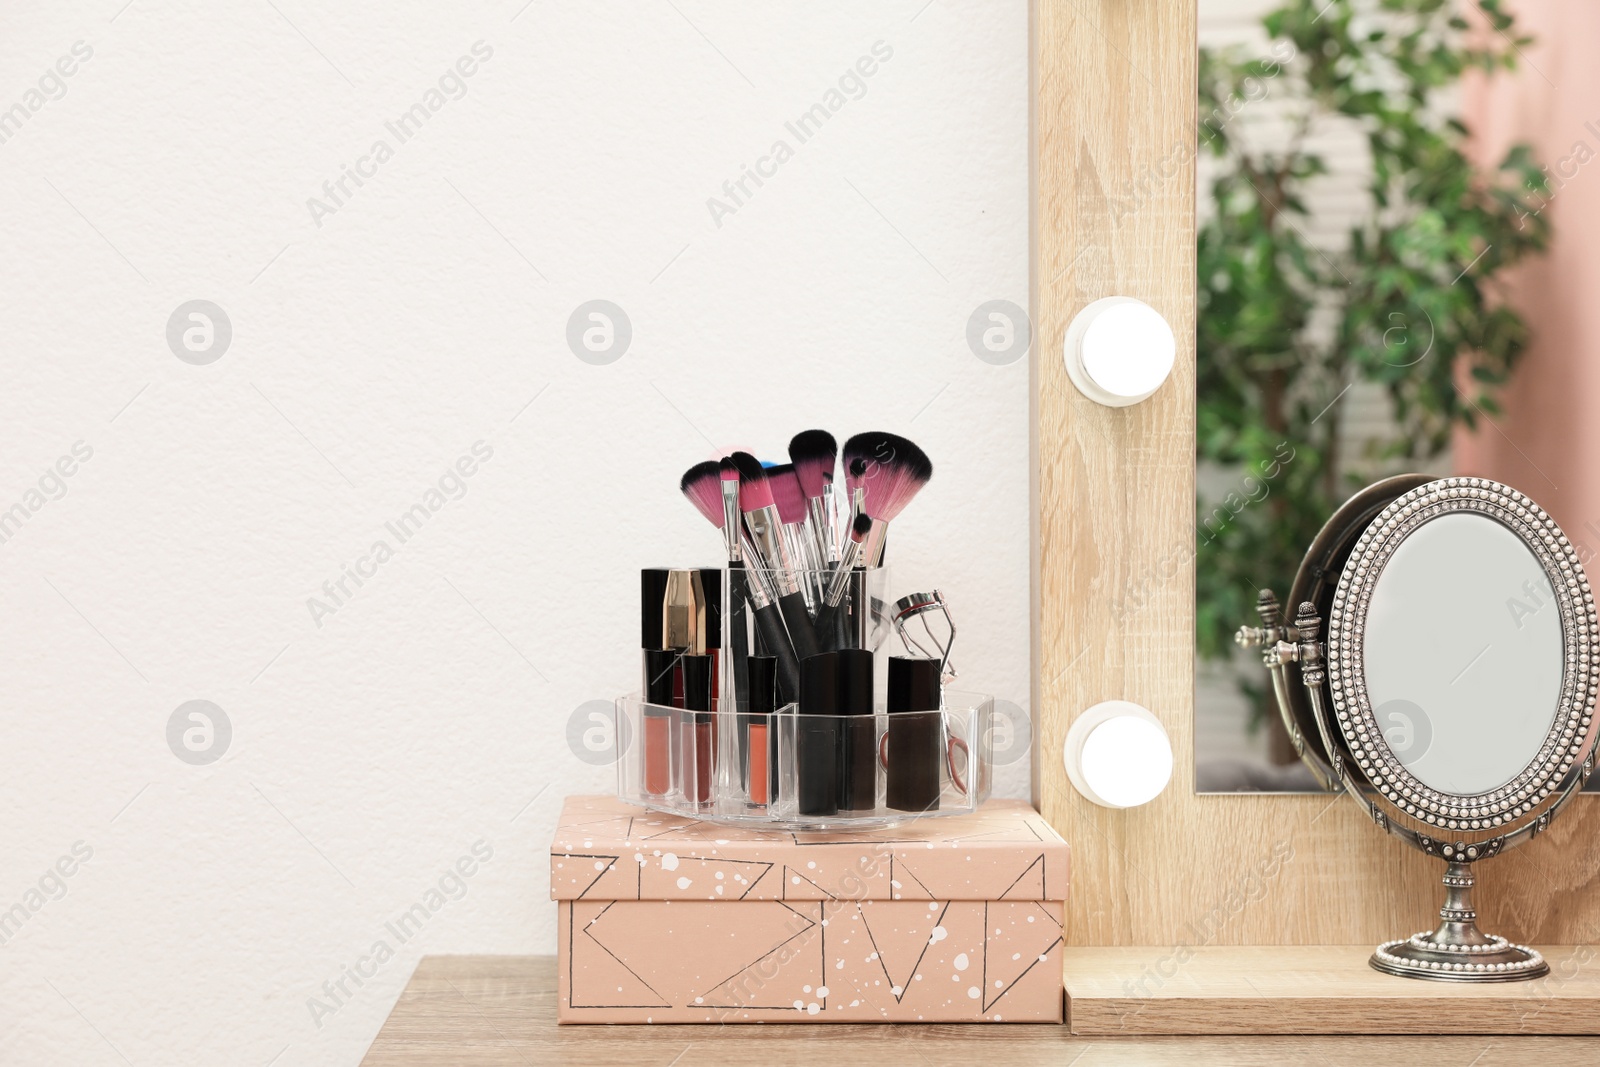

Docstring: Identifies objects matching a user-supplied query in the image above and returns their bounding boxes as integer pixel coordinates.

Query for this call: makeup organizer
[623,564,993,831]
[620,432,995,831]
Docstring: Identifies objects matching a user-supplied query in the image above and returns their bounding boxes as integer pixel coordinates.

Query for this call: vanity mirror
[1240,477,1600,981]
[1191,0,1600,796]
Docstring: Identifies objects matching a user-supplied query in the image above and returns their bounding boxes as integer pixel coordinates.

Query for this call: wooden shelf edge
[1064,946,1600,1035]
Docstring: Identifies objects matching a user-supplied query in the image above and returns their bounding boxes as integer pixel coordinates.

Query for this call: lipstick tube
[797,652,840,818]
[745,655,777,808]
[836,649,876,812]
[642,647,678,798]
[885,656,942,813]
[679,653,713,809]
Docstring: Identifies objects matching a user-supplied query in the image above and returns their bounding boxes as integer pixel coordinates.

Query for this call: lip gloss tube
[746,656,777,808]
[679,654,713,809]
[797,652,840,818]
[836,648,877,812]
[643,647,678,798]
[885,656,942,813]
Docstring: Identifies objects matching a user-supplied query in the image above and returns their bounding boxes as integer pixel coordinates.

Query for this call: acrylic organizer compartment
[615,691,994,831]
[629,561,980,830]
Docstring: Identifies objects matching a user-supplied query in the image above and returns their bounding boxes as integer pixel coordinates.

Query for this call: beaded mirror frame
[1248,477,1600,982]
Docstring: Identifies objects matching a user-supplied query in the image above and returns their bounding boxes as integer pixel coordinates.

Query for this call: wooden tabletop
[361,956,1600,1065]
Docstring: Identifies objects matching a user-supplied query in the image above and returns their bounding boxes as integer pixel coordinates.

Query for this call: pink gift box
[550,795,1069,1023]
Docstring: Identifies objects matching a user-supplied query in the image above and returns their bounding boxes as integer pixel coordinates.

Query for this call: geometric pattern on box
[552,796,1069,1023]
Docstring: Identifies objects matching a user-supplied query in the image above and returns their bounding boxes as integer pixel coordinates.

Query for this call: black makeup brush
[842,432,933,567]
[789,430,838,563]
[738,540,801,705]
[730,453,823,668]
[845,457,868,561]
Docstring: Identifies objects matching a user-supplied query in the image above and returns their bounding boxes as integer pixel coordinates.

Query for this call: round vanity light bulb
[1062,297,1176,407]
[1063,700,1174,809]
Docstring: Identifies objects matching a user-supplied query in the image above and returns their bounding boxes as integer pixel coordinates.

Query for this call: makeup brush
[740,531,801,704]
[681,459,749,714]
[814,512,872,648]
[679,460,725,540]
[789,430,839,564]
[730,452,823,667]
[767,463,822,598]
[845,457,868,563]
[719,458,741,562]
[841,432,933,567]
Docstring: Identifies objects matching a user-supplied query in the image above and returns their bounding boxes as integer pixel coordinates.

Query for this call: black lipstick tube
[836,649,877,812]
[797,652,839,818]
[641,569,674,799]
[885,656,942,813]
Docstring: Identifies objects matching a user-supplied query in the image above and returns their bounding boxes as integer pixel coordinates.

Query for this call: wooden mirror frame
[1029,0,1600,949]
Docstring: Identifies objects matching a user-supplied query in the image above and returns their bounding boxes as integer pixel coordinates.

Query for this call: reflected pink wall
[1457,0,1600,568]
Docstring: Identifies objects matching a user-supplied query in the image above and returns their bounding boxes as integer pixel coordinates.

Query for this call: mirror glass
[1363,513,1563,795]
[1192,0,1600,792]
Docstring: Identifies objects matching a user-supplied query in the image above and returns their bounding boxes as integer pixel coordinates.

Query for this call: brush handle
[728,564,753,778]
[777,591,822,664]
[728,565,752,692]
[849,569,869,649]
[812,600,842,651]
[752,601,800,705]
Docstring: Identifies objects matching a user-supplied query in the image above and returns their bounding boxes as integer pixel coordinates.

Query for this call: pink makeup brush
[841,432,933,567]
[680,460,726,538]
[766,463,821,590]
[719,458,741,561]
[730,452,821,664]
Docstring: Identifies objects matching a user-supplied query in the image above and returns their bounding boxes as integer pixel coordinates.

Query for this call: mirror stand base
[1369,861,1549,982]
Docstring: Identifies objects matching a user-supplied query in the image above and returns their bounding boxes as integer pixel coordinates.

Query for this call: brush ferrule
[862,518,890,568]
[744,505,800,596]
[809,493,836,564]
[739,536,775,608]
[824,536,865,608]
[721,480,741,562]
[781,522,819,606]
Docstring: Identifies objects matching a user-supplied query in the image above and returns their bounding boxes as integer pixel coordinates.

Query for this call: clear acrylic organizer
[615,691,994,831]
[619,564,990,830]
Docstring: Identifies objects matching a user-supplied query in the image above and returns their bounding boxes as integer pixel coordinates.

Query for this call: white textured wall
[0,2,1029,1064]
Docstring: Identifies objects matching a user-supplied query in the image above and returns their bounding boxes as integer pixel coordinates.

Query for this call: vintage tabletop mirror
[1239,476,1600,981]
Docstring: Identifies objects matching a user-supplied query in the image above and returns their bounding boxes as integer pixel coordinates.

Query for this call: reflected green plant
[1196,0,1552,739]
